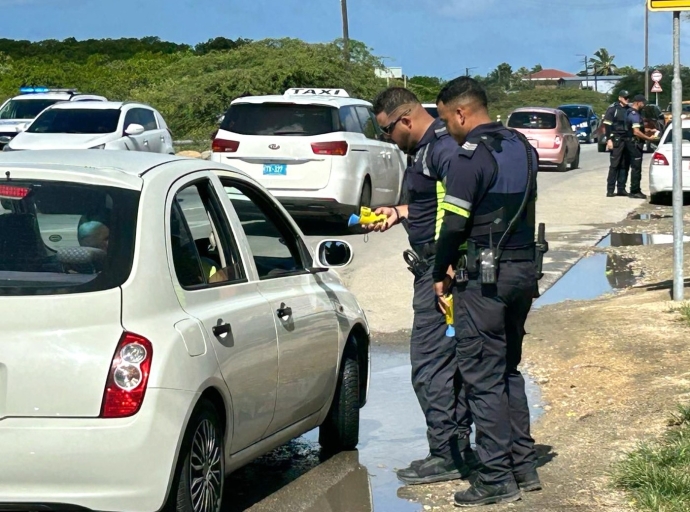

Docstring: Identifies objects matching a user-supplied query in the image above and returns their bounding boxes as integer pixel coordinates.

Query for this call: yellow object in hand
[444,294,455,337]
[347,207,388,227]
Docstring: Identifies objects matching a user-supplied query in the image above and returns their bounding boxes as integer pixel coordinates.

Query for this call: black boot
[396,455,462,485]
[514,469,542,492]
[454,479,521,507]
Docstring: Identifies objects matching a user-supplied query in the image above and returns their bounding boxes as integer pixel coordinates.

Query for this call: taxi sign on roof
[648,0,690,11]
[284,88,350,97]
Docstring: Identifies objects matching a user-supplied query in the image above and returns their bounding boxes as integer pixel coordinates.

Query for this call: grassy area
[613,404,690,511]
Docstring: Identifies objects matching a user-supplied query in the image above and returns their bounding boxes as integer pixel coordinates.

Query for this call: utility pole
[341,0,350,62]
[465,67,477,77]
[645,2,650,100]
[577,54,589,89]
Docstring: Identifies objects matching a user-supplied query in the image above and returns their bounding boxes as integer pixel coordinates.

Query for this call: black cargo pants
[626,139,644,195]
[607,136,631,194]
[452,261,538,484]
[411,262,473,460]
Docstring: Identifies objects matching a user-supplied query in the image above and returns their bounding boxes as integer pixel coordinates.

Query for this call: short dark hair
[436,77,488,109]
[372,87,420,115]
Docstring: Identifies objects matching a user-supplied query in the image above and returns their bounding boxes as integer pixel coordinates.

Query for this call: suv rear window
[0,99,61,120]
[0,181,139,296]
[508,112,557,129]
[28,108,121,134]
[558,106,589,118]
[220,103,339,136]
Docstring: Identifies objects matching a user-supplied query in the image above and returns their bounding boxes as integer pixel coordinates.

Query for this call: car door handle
[212,322,232,337]
[276,302,292,319]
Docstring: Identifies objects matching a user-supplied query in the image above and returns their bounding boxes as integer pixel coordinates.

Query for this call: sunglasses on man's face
[381,109,411,135]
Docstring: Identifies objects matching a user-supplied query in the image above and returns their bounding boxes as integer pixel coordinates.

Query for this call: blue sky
[0,0,688,78]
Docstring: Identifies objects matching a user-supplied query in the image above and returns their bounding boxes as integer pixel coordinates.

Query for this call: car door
[166,173,279,453]
[121,108,148,152]
[338,105,376,203]
[355,106,399,205]
[214,172,340,436]
[136,108,163,153]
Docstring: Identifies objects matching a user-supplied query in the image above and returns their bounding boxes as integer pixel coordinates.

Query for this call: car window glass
[355,106,378,140]
[339,106,364,134]
[507,112,556,129]
[137,109,158,131]
[221,179,305,279]
[171,180,245,288]
[123,109,138,129]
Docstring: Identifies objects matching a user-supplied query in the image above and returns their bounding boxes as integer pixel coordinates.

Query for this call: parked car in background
[648,119,690,204]
[0,87,107,149]
[211,88,406,222]
[4,101,174,154]
[557,104,600,144]
[422,103,439,118]
[506,107,580,171]
[662,100,690,126]
[0,150,370,512]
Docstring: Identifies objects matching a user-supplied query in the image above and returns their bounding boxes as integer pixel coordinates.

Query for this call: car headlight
[89,144,106,149]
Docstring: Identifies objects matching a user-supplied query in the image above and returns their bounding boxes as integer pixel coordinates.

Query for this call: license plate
[528,139,539,148]
[263,164,287,176]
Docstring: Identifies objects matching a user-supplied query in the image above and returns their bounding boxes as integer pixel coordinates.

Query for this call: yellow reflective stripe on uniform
[603,120,613,125]
[632,123,641,129]
[435,181,446,240]
[440,202,470,218]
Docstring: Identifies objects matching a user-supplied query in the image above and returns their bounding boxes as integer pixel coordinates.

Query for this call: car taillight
[0,185,29,199]
[311,141,348,156]
[553,136,562,149]
[212,138,240,153]
[652,152,669,166]
[100,332,153,418]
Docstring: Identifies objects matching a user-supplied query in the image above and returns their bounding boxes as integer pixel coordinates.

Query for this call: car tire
[319,344,360,452]
[570,146,580,170]
[557,151,568,172]
[166,399,225,512]
[359,179,372,210]
[587,132,593,144]
[650,192,670,206]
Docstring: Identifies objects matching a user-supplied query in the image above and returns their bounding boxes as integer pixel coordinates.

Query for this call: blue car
[557,104,600,144]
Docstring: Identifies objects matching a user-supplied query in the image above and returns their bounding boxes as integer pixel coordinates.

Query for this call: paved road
[302,144,649,333]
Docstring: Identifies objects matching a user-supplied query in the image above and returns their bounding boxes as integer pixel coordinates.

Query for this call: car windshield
[663,127,690,144]
[559,106,589,118]
[507,112,557,129]
[0,99,62,120]
[667,104,690,113]
[0,180,139,296]
[220,103,339,136]
[424,106,439,118]
[27,108,121,134]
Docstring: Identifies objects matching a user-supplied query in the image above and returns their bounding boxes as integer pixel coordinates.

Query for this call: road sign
[652,70,663,82]
[651,82,663,93]
[648,0,690,11]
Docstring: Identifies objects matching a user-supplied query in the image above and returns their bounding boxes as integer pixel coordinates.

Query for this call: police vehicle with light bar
[0,87,107,148]
[211,87,406,221]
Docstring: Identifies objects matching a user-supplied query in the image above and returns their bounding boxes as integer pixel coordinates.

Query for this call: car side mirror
[124,123,145,136]
[315,239,353,268]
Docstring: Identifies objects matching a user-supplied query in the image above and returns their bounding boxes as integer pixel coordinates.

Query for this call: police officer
[433,76,542,507]
[368,87,477,485]
[626,94,659,199]
[603,90,632,197]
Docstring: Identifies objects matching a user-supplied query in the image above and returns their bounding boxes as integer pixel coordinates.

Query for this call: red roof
[528,69,577,80]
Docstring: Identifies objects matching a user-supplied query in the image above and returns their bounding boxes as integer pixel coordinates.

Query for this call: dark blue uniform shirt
[403,118,464,246]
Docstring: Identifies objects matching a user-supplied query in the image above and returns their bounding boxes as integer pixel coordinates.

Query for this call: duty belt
[410,242,436,260]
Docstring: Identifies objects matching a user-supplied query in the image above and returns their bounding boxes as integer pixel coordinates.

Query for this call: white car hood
[9,132,114,150]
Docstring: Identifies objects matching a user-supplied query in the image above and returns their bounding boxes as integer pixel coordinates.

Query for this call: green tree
[589,48,617,76]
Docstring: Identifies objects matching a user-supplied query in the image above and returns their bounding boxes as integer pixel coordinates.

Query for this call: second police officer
[602,90,632,197]
[432,76,544,507]
[368,87,478,485]
[626,94,659,199]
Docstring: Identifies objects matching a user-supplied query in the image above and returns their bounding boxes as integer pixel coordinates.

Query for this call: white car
[649,119,690,204]
[5,101,175,154]
[0,87,107,148]
[0,150,370,512]
[423,103,439,118]
[211,88,406,221]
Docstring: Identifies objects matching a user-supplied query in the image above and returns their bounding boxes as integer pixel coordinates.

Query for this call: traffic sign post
[648,3,686,301]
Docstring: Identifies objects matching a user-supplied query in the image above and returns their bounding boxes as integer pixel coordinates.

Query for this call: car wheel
[319,344,360,452]
[167,400,224,512]
[557,151,568,172]
[650,192,670,206]
[569,146,580,170]
[587,132,593,144]
[358,179,372,210]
